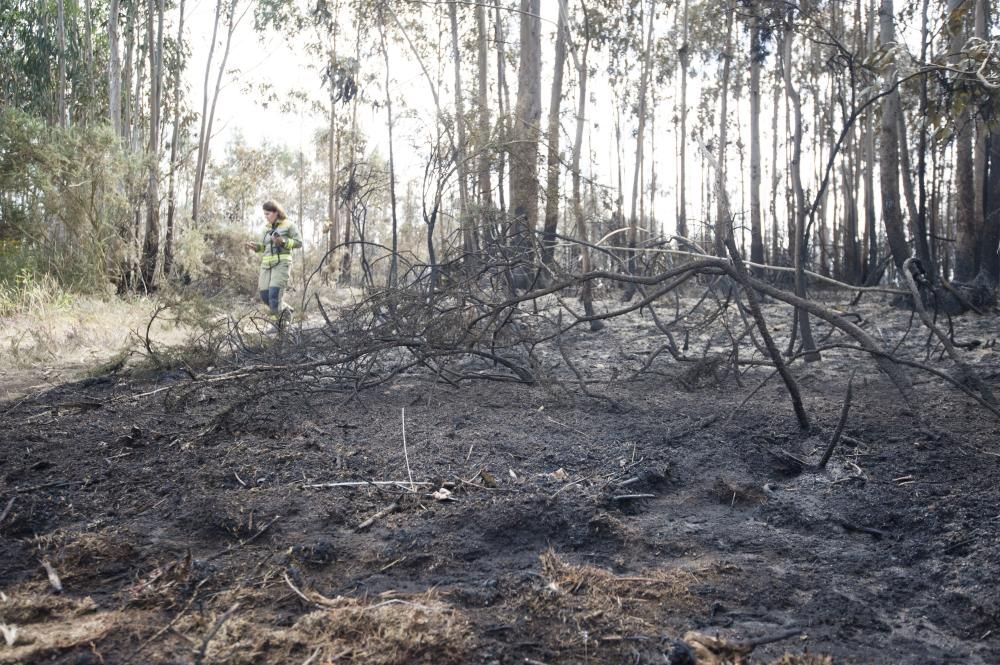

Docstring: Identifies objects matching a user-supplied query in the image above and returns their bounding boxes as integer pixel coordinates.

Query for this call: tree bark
[713,1,733,257]
[949,0,976,280]
[57,0,67,127]
[628,0,655,272]
[141,0,165,291]
[107,0,122,135]
[449,1,473,256]
[677,0,690,240]
[782,11,820,361]
[542,1,568,266]
[748,1,764,265]
[509,0,541,253]
[476,2,492,207]
[164,0,185,279]
[877,0,909,275]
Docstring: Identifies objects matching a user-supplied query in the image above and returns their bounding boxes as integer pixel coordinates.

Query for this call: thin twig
[357,499,401,531]
[0,497,15,526]
[401,407,415,492]
[819,370,856,469]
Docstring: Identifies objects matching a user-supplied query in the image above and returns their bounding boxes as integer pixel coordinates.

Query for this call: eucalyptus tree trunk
[164,0,185,278]
[877,0,909,275]
[107,0,122,135]
[972,0,991,280]
[628,0,655,274]
[192,0,240,224]
[448,1,473,256]
[770,75,781,262]
[677,0,690,240]
[782,12,820,361]
[57,0,67,127]
[476,2,492,206]
[83,0,95,124]
[379,14,400,288]
[914,0,934,277]
[949,0,976,280]
[542,1,568,266]
[985,126,1000,282]
[141,0,166,291]
[982,0,1000,282]
[510,0,541,253]
[712,1,733,257]
[563,0,602,330]
[340,29,362,285]
[494,0,511,216]
[748,1,764,264]
[858,1,878,284]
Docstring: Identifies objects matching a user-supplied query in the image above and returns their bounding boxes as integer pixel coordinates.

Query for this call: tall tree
[108,0,122,135]
[713,0,734,257]
[542,0,569,266]
[949,0,976,281]
[141,0,166,290]
[448,0,472,256]
[877,0,909,274]
[476,1,492,207]
[163,0,186,279]
[676,0,690,240]
[509,0,541,253]
[748,0,765,265]
[628,0,655,273]
[781,9,819,361]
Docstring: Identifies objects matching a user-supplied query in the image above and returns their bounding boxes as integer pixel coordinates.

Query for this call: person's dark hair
[262,200,287,220]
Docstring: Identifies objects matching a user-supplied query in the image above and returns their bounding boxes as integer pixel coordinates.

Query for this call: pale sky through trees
[181,0,938,254]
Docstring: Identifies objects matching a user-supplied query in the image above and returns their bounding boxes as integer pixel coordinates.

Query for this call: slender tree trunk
[770,74,781,262]
[677,0,690,240]
[628,0,655,277]
[563,0,601,330]
[191,0,222,223]
[510,0,541,254]
[782,12,820,361]
[164,0,185,279]
[379,16,400,288]
[494,0,510,216]
[448,1,472,256]
[141,0,165,290]
[83,0,95,124]
[972,0,989,280]
[108,0,122,135]
[949,0,976,280]
[878,0,909,274]
[57,0,67,127]
[984,128,1000,283]
[748,1,764,264]
[713,1,734,257]
[476,2,492,207]
[542,1,568,266]
[914,0,933,277]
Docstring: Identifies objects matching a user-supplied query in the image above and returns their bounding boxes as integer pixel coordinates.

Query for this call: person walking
[246,200,302,323]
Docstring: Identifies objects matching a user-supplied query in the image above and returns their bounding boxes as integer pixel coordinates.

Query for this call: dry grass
[192,591,474,665]
[0,587,139,664]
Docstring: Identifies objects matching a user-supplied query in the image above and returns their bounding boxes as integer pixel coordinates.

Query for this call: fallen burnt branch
[132,233,1000,440]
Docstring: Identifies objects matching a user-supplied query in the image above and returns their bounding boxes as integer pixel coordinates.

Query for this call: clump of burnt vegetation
[141,221,998,445]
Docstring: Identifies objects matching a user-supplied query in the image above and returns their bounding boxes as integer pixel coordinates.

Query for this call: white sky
[178,0,929,253]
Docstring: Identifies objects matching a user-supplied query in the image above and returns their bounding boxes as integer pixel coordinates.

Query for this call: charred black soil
[1,297,999,664]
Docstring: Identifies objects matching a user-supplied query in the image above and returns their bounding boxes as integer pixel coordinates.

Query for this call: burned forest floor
[1,289,999,665]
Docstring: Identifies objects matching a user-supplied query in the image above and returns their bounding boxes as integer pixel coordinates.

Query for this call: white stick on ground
[402,408,414,492]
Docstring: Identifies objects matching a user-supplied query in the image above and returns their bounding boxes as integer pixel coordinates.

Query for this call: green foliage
[0,108,145,293]
[0,0,107,124]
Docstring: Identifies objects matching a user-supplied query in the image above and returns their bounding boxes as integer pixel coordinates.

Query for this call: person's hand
[272,234,285,248]
[245,241,257,251]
